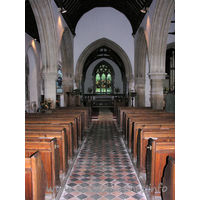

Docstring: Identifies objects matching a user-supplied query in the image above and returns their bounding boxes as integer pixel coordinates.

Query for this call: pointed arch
[75,38,133,90]
[149,0,175,74]
[59,28,74,79]
[29,0,58,73]
[134,27,150,107]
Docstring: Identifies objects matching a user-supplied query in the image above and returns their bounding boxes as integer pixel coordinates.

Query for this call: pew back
[25,151,46,200]
[25,138,60,196]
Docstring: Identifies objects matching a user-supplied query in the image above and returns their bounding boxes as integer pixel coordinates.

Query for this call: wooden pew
[122,108,166,132]
[117,107,153,130]
[25,151,46,200]
[25,138,60,197]
[137,129,175,173]
[25,117,78,157]
[55,107,91,129]
[146,139,175,198]
[25,123,74,161]
[50,111,84,142]
[124,113,175,146]
[130,120,175,160]
[26,113,81,147]
[25,128,68,175]
[162,156,175,200]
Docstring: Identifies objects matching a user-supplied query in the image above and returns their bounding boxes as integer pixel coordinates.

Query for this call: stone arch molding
[148,0,175,109]
[29,0,58,74]
[75,38,133,90]
[149,0,175,75]
[60,28,74,79]
[134,27,149,107]
[134,27,149,79]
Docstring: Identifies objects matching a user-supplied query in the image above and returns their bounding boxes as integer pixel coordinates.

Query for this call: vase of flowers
[41,98,53,109]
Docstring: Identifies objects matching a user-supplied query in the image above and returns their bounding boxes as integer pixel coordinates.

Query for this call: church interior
[21,0,192,199]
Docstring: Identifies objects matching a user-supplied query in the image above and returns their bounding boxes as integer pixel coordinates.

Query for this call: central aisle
[60,121,147,200]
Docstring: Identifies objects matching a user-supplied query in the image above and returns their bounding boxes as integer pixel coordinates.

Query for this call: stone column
[149,73,166,109]
[43,73,57,109]
[135,78,145,107]
[62,79,73,107]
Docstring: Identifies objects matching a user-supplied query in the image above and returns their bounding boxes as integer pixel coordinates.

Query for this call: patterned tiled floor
[60,121,147,200]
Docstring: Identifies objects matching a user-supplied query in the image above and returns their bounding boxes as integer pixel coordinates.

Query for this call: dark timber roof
[25,0,153,41]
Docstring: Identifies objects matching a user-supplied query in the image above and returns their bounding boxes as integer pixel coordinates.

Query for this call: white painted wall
[74,7,135,71]
[84,58,123,95]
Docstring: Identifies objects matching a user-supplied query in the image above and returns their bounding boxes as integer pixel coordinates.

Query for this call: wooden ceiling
[25,0,40,42]
[25,0,153,41]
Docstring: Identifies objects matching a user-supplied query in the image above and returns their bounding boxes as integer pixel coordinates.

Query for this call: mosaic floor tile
[59,121,147,200]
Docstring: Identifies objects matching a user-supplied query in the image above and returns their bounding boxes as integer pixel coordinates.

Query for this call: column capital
[149,73,167,80]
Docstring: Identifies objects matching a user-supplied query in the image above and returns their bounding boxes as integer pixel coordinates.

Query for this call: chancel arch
[75,38,133,93]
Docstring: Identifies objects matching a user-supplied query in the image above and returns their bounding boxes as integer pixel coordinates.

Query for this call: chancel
[25,0,175,200]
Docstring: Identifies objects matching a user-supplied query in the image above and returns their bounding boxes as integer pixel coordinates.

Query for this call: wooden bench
[25,117,78,156]
[137,129,175,173]
[25,122,74,161]
[129,120,175,160]
[162,156,175,200]
[50,111,84,142]
[55,107,91,129]
[121,108,166,131]
[117,107,153,129]
[25,151,46,200]
[26,113,81,147]
[124,113,175,146]
[146,139,175,198]
[25,127,68,175]
[25,138,60,197]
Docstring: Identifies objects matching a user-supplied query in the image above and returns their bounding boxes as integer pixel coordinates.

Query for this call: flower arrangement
[41,98,54,109]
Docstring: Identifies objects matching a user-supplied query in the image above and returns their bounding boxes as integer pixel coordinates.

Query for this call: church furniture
[146,139,175,198]
[137,129,175,173]
[113,98,126,113]
[25,117,77,159]
[123,112,174,145]
[25,123,73,161]
[25,138,60,197]
[25,151,46,200]
[117,107,152,130]
[54,107,91,129]
[130,120,175,161]
[162,156,175,200]
[25,128,68,175]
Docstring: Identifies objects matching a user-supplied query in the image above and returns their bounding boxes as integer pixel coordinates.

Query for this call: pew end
[25,151,46,200]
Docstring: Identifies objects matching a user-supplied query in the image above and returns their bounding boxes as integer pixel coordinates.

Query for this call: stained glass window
[93,62,114,94]
[56,66,63,93]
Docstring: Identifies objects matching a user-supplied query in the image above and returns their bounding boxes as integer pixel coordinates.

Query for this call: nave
[60,121,147,200]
